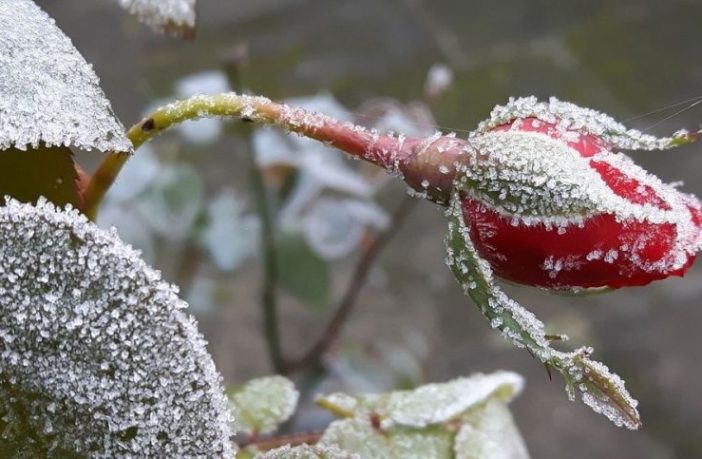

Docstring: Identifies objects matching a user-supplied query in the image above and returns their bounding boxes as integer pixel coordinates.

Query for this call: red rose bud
[452,97,702,290]
[125,94,701,292]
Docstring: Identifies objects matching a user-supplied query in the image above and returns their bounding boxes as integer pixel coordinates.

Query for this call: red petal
[589,160,670,210]
[462,198,690,289]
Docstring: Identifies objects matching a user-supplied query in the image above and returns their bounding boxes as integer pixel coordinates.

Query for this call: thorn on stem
[544,362,553,381]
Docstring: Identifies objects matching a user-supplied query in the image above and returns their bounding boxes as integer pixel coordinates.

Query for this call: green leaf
[0,146,81,208]
[320,418,453,459]
[136,163,204,240]
[276,231,330,308]
[317,372,524,428]
[254,444,355,459]
[229,376,299,436]
[315,373,529,459]
[454,400,529,459]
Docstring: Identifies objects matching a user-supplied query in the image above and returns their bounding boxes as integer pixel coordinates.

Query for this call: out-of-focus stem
[284,195,418,374]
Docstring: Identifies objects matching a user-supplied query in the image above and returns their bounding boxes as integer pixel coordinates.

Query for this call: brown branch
[237,431,323,455]
[284,195,418,374]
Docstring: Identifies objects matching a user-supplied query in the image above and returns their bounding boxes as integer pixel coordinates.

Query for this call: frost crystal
[0,199,233,457]
[0,0,131,153]
[118,0,197,37]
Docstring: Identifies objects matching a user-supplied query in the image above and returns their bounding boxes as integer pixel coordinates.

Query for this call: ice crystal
[229,376,299,436]
[445,194,641,429]
[117,0,197,37]
[0,0,131,153]
[0,199,233,457]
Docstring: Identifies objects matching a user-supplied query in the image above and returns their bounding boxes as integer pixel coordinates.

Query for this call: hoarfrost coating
[118,0,197,36]
[457,99,702,289]
[0,199,233,457]
[0,0,131,153]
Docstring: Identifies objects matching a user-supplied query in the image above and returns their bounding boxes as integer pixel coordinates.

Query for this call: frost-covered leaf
[117,0,197,38]
[317,372,523,428]
[316,373,529,459]
[320,419,453,459]
[0,199,232,457]
[255,443,357,459]
[136,162,204,240]
[445,193,641,429]
[303,198,390,261]
[277,232,330,308]
[229,376,299,436]
[0,0,131,153]
[303,198,366,261]
[199,189,259,271]
[0,146,82,207]
[454,400,529,459]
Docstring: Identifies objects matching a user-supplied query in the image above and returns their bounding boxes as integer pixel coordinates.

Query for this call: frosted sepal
[445,194,641,429]
[476,96,697,151]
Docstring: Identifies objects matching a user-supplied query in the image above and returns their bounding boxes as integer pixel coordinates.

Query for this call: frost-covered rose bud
[125,93,702,293]
[451,97,702,290]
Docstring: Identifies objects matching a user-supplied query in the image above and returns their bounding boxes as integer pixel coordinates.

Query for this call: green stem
[81,93,407,219]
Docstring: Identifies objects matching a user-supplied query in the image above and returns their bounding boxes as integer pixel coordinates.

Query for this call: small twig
[284,195,418,374]
[237,431,323,455]
[223,48,286,373]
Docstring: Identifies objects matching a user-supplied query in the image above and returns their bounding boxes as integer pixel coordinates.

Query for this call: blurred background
[39,0,702,457]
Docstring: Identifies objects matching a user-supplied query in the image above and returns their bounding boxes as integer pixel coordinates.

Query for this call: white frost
[118,0,197,36]
[0,0,131,153]
[0,199,233,457]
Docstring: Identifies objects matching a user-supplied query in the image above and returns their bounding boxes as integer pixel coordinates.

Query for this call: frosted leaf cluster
[0,0,131,153]
[229,376,299,436]
[315,372,529,459]
[117,0,197,36]
[0,199,233,457]
[318,371,523,429]
[444,195,641,429]
[477,96,695,151]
